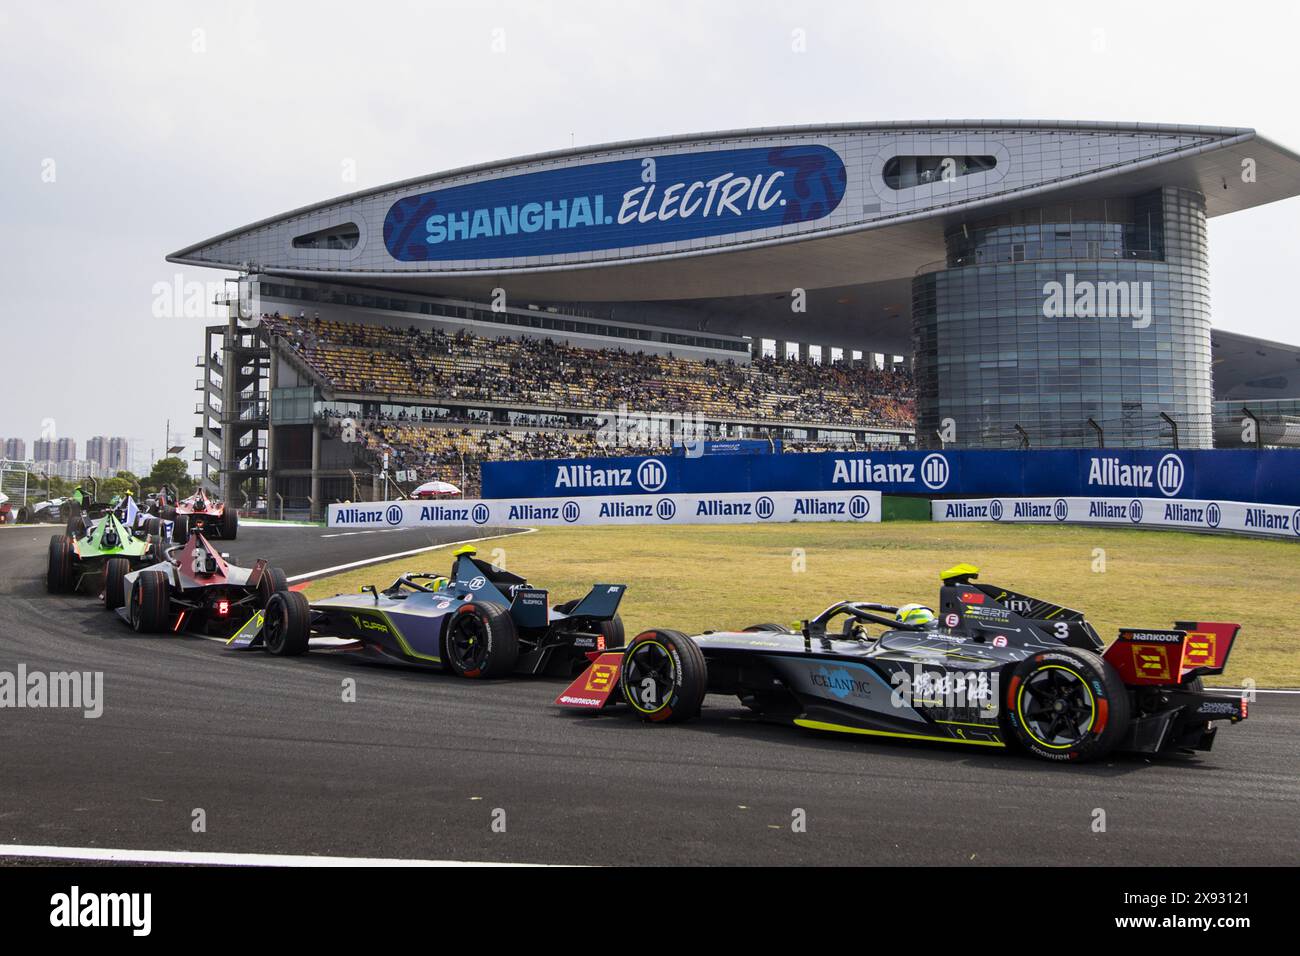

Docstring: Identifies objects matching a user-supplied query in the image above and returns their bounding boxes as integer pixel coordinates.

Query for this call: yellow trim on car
[794,718,1005,747]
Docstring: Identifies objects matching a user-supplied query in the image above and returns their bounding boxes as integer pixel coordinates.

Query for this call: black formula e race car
[556,564,1247,763]
[229,545,626,678]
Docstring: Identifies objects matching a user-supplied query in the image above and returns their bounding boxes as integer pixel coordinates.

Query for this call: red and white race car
[161,488,238,542]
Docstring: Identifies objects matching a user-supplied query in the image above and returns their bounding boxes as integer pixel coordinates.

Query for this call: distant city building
[3,438,25,461]
[107,437,130,472]
[33,438,53,464]
[86,436,129,473]
[55,437,76,463]
[48,460,101,480]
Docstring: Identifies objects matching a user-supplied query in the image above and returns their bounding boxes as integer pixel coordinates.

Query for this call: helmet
[896,604,935,626]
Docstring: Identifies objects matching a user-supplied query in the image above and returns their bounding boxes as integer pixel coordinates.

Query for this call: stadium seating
[262,313,915,493]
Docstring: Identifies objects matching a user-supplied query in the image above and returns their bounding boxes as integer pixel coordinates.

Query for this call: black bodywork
[558,566,1248,762]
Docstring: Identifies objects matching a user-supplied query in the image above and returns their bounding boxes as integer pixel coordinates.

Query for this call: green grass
[303,522,1300,687]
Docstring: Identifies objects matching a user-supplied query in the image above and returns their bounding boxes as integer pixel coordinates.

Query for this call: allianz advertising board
[480,449,1300,507]
[382,146,847,262]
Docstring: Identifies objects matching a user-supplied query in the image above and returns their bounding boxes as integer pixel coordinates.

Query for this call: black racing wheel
[103,557,131,610]
[619,629,707,723]
[129,570,171,633]
[443,602,518,678]
[743,622,793,633]
[597,614,625,648]
[1000,648,1131,762]
[46,535,75,593]
[256,566,290,607]
[262,591,310,656]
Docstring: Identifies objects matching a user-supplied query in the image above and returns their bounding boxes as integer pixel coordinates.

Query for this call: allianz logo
[555,458,667,492]
[419,505,470,521]
[507,504,563,521]
[1087,454,1184,496]
[832,454,949,490]
[334,507,385,524]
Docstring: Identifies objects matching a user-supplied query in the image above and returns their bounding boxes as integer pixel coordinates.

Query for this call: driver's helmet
[896,603,935,626]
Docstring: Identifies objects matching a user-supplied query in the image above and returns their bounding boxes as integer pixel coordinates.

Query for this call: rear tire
[443,602,519,678]
[103,557,130,610]
[1000,648,1131,762]
[46,535,75,593]
[221,507,238,540]
[129,570,170,633]
[256,566,289,607]
[597,613,625,649]
[172,514,189,543]
[262,591,310,656]
[743,622,793,633]
[620,629,707,723]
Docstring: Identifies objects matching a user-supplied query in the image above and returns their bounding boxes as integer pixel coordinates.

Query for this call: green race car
[47,506,165,595]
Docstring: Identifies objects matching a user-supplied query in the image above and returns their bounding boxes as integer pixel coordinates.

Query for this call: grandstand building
[170,121,1300,515]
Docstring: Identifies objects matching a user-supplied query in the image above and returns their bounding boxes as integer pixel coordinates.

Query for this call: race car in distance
[229,545,626,679]
[16,497,74,525]
[0,492,11,524]
[556,564,1247,763]
[161,487,238,542]
[47,505,165,593]
[106,530,300,640]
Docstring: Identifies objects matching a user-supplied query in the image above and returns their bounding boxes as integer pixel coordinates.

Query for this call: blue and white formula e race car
[230,545,627,679]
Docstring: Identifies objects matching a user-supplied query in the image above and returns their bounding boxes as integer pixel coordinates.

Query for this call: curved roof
[169,120,1300,304]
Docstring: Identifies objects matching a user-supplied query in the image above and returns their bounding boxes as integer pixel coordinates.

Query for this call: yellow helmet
[896,604,935,626]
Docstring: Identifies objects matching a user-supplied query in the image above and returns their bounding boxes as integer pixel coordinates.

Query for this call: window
[292,223,360,250]
[883,156,996,190]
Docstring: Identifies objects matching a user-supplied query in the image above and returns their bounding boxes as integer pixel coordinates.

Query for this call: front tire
[46,535,75,593]
[1001,649,1131,762]
[103,557,130,610]
[619,629,707,723]
[129,570,170,633]
[262,591,310,656]
[443,602,518,678]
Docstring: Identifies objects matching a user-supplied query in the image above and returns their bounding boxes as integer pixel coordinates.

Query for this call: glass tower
[913,187,1212,448]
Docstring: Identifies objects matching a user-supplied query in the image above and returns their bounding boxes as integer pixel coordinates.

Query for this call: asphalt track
[0,522,1296,866]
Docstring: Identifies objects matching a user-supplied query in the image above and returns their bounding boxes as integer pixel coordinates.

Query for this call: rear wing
[1103,622,1241,686]
[557,584,626,624]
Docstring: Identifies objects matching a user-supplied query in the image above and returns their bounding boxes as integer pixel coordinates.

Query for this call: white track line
[286,528,536,582]
[0,845,549,867]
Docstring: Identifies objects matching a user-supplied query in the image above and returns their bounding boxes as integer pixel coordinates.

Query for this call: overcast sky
[2,0,1298,467]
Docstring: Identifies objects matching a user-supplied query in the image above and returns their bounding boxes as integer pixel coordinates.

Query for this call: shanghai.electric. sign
[383,145,846,262]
